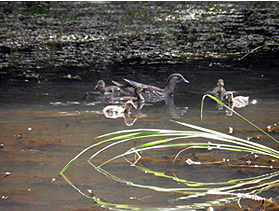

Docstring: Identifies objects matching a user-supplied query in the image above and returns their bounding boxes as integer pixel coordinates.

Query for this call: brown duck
[95,80,121,93]
[123,73,189,99]
[210,79,227,101]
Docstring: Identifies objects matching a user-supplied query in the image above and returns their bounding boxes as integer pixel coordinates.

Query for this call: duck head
[226,91,234,102]
[124,100,137,111]
[95,80,105,91]
[134,85,145,102]
[217,79,224,87]
[165,73,189,95]
[167,73,189,84]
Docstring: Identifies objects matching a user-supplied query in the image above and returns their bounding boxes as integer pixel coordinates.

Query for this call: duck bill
[132,102,138,110]
[181,76,189,83]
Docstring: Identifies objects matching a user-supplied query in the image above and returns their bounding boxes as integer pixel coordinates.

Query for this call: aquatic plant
[239,43,279,60]
[201,94,278,144]
[60,95,279,210]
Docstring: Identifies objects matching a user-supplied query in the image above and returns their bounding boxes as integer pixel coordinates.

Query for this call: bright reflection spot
[251,99,257,104]
[185,158,201,165]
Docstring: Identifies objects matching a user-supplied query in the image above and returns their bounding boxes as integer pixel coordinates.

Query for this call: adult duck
[123,73,189,99]
[95,80,121,93]
[103,100,137,119]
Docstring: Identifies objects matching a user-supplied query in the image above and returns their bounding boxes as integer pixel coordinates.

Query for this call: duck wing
[112,80,135,95]
[123,78,164,97]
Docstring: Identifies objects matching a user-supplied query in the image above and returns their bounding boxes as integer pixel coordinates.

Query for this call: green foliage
[201,94,279,144]
[59,94,278,210]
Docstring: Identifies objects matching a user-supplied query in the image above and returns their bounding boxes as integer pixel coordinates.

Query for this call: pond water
[1,62,279,210]
[1,1,279,210]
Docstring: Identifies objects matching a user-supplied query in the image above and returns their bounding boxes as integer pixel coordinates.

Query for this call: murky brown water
[1,63,279,210]
[1,1,279,210]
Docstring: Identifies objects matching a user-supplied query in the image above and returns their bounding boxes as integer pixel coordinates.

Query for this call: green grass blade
[200,94,279,144]
[239,43,279,60]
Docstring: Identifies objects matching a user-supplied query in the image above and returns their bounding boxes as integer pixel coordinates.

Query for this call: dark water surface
[1,1,279,211]
[1,63,279,211]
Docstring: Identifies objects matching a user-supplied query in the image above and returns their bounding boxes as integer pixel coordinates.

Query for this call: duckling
[209,79,227,101]
[103,100,137,119]
[226,91,249,108]
[111,85,145,103]
[123,73,189,98]
[95,80,121,94]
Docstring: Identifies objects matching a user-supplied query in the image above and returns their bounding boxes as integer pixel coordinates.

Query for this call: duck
[123,73,189,100]
[103,100,137,119]
[226,91,249,108]
[209,79,227,101]
[95,80,121,94]
[111,80,136,96]
[110,85,145,103]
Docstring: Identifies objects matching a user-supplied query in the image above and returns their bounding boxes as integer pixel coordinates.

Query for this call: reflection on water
[165,95,188,119]
[0,64,279,210]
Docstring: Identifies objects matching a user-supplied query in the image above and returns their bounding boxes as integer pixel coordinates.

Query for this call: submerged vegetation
[60,95,279,210]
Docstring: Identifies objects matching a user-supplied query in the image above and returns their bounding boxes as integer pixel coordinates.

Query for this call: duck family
[88,75,250,124]
[90,73,189,123]
[93,73,189,102]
